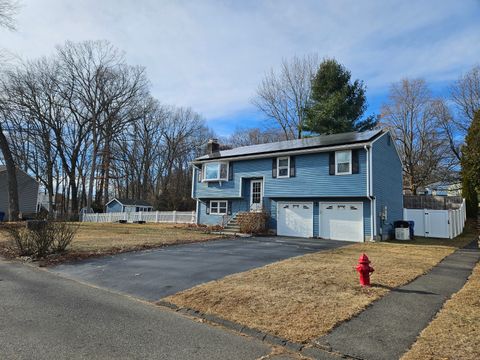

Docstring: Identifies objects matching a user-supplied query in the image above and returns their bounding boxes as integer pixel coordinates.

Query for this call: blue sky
[3,0,480,136]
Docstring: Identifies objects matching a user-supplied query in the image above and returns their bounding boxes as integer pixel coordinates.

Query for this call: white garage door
[320,203,363,242]
[277,202,313,238]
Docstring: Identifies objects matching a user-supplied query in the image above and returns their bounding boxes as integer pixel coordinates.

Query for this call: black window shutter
[272,158,277,178]
[352,150,359,174]
[329,152,335,175]
[205,201,210,214]
[227,201,232,215]
[228,163,233,180]
[290,156,296,177]
[198,167,202,182]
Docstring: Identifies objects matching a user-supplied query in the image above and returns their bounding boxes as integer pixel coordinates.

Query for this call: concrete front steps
[217,213,252,237]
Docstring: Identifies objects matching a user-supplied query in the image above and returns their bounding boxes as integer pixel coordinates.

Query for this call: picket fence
[82,211,196,224]
[403,199,466,239]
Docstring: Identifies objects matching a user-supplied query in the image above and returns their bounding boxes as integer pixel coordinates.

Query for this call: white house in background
[105,198,153,213]
[0,166,39,220]
[422,182,462,197]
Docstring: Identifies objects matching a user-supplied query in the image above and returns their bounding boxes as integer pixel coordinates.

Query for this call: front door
[250,180,263,212]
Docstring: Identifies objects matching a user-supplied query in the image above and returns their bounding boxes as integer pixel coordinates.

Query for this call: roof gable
[106,198,153,207]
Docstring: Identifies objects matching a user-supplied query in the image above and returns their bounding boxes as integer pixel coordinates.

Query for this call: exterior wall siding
[199,196,371,238]
[106,200,123,213]
[372,133,403,239]
[0,169,39,216]
[194,150,368,199]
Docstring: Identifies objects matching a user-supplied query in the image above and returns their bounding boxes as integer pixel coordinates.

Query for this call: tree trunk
[0,128,20,221]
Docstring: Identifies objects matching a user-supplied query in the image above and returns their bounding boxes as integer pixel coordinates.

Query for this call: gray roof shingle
[113,198,153,207]
[195,129,384,161]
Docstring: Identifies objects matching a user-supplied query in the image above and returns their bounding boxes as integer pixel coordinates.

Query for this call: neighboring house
[421,182,462,197]
[0,166,39,219]
[105,198,153,213]
[191,129,403,242]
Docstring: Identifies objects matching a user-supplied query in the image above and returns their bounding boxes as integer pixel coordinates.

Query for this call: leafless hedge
[237,212,269,234]
[3,221,78,258]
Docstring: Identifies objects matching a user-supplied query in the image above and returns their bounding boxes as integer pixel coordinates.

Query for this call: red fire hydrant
[356,253,374,286]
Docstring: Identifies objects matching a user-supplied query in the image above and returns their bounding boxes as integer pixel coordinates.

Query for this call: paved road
[52,237,348,300]
[0,259,273,360]
[315,241,480,360]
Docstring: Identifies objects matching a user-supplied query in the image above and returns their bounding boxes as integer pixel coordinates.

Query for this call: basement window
[210,200,228,215]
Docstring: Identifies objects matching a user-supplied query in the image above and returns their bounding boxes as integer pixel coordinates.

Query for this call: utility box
[394,220,410,241]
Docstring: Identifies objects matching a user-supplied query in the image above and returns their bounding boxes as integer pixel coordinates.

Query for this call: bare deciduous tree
[224,127,287,147]
[253,54,318,139]
[381,78,450,194]
[0,0,18,30]
[451,65,480,129]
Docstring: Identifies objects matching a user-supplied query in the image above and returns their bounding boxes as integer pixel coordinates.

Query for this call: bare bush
[3,221,78,258]
[237,212,269,234]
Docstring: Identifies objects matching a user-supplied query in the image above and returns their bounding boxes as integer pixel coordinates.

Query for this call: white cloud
[2,0,479,127]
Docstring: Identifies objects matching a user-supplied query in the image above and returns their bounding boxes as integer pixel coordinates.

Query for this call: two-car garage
[277,201,364,242]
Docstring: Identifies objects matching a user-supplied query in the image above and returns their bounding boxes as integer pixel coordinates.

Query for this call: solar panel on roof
[195,129,383,161]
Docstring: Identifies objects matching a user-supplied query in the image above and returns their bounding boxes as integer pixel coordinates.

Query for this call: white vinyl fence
[82,211,196,224]
[403,199,466,239]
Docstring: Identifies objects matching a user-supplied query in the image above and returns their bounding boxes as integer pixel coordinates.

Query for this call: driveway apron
[51,237,348,301]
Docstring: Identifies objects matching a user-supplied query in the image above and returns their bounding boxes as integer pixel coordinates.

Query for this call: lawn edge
[0,234,230,267]
[155,299,352,359]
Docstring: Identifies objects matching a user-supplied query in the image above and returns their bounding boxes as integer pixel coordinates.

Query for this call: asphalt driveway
[52,236,348,301]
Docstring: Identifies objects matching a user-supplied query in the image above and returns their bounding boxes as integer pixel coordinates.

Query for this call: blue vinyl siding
[199,196,371,238]
[372,133,403,239]
[106,200,123,213]
[194,150,368,199]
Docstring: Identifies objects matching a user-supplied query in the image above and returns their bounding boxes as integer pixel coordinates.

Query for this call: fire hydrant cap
[359,253,370,264]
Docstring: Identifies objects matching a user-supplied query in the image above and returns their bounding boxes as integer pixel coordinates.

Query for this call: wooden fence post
[156,211,159,223]
[173,210,177,223]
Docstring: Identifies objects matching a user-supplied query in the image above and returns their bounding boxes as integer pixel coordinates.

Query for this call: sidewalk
[313,240,480,360]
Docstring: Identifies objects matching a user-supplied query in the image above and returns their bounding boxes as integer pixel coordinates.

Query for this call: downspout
[364,145,375,241]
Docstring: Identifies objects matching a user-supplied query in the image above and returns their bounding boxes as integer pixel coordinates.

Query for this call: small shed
[105,198,153,213]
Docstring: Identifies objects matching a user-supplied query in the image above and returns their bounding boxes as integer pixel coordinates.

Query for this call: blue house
[191,129,403,242]
[105,198,153,213]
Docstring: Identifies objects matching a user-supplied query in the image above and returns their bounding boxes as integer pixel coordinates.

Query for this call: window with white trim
[203,162,228,181]
[277,156,290,178]
[335,150,352,175]
[210,200,228,215]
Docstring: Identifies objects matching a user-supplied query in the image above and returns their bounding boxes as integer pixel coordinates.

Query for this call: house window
[210,200,228,215]
[277,157,290,178]
[204,162,228,181]
[335,150,352,175]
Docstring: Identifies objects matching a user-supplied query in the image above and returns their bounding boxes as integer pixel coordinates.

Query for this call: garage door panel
[277,202,313,238]
[320,202,363,242]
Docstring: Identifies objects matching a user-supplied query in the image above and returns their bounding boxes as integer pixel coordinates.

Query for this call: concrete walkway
[314,241,480,360]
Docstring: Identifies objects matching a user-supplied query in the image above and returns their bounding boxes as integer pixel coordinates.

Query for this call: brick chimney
[207,138,220,154]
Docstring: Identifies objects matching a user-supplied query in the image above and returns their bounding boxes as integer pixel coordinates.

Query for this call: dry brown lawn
[402,262,480,360]
[165,231,475,343]
[0,222,223,264]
